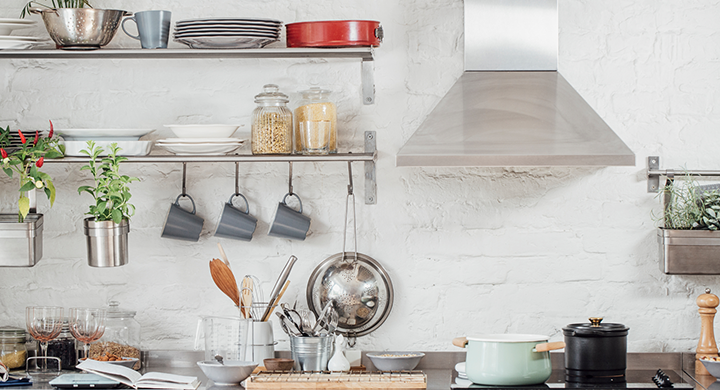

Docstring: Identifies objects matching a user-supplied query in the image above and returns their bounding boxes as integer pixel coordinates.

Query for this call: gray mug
[214,193,257,241]
[162,194,204,241]
[268,193,311,241]
[122,10,171,49]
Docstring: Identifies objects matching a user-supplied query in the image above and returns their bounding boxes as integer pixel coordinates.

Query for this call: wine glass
[25,306,64,372]
[68,308,106,360]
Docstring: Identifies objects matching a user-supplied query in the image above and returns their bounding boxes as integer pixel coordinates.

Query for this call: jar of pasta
[294,88,337,154]
[0,327,27,370]
[251,84,293,155]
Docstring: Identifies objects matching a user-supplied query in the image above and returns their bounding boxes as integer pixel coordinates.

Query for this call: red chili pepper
[33,130,39,145]
[0,148,7,159]
[18,130,26,144]
[36,157,44,168]
[48,120,54,138]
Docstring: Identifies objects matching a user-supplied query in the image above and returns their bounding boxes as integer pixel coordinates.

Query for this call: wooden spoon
[209,258,240,307]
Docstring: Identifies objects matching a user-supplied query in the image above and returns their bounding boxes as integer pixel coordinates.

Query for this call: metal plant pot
[658,228,720,274]
[0,214,43,267]
[30,8,130,50]
[84,218,129,267]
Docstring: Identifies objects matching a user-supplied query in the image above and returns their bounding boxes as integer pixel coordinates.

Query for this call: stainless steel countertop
[8,351,712,390]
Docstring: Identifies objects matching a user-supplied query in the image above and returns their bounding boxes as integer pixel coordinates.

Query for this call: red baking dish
[286,20,383,48]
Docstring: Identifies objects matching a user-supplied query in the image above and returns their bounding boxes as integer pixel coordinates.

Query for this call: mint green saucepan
[452,334,565,385]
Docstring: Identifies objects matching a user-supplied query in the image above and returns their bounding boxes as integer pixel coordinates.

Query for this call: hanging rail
[647,156,720,193]
[44,131,377,204]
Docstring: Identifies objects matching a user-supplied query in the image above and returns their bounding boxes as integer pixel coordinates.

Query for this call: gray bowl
[31,8,130,49]
[367,352,425,371]
[701,358,720,380]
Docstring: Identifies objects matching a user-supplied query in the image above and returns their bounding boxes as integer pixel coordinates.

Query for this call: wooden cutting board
[245,371,427,389]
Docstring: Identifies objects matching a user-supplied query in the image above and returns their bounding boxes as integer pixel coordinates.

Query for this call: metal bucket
[84,218,129,267]
[290,335,333,371]
[0,214,43,267]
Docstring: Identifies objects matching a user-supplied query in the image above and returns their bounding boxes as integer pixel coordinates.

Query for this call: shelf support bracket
[647,156,720,193]
[364,131,377,204]
[362,59,375,105]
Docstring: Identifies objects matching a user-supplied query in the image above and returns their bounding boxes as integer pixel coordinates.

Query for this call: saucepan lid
[563,317,629,337]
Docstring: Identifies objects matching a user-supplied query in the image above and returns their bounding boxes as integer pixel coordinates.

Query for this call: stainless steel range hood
[396,0,635,167]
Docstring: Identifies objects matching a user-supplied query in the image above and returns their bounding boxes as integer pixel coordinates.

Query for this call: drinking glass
[25,306,64,371]
[69,308,106,360]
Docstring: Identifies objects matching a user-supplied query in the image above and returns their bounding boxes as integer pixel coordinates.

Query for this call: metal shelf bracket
[647,156,720,193]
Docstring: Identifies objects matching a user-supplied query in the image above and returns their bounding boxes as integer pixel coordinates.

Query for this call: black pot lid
[563,317,629,337]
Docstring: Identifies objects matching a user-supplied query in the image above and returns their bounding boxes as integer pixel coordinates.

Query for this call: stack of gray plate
[174,17,282,49]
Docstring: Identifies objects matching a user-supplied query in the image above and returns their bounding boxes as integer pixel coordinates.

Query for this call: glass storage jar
[94,301,142,370]
[47,320,76,370]
[0,327,27,370]
[251,84,293,155]
[294,87,337,154]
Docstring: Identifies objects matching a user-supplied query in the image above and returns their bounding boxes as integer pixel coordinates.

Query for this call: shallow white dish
[78,357,139,369]
[157,142,242,155]
[177,17,282,25]
[56,128,155,141]
[197,360,257,386]
[700,357,720,380]
[366,352,425,371]
[61,140,154,157]
[175,26,281,34]
[0,20,36,35]
[163,124,240,138]
[157,138,246,144]
[174,32,278,39]
[0,35,44,42]
[0,40,32,50]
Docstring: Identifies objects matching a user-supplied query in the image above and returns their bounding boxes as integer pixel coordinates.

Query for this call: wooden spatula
[209,258,240,307]
[241,276,253,319]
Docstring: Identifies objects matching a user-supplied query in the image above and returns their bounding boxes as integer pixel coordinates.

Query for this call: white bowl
[197,360,258,386]
[78,357,139,369]
[164,124,240,138]
[701,357,720,380]
[366,352,425,371]
[60,140,154,157]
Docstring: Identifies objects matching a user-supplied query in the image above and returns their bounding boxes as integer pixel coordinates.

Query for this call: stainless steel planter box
[658,228,720,274]
[0,214,43,267]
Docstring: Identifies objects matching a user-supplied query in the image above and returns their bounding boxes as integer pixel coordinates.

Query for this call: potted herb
[657,174,720,274]
[0,122,63,222]
[78,141,138,267]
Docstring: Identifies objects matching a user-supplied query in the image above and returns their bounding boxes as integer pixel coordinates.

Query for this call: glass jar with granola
[294,87,337,154]
[251,84,293,155]
[91,302,141,370]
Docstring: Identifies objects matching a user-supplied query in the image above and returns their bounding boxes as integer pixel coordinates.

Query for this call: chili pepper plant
[0,121,64,222]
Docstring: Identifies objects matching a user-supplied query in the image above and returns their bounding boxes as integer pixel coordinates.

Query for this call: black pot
[563,317,629,384]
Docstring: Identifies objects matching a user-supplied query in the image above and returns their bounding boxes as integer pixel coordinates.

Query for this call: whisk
[245,275,265,320]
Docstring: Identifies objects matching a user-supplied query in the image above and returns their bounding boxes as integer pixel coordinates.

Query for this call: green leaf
[46,179,56,206]
[2,168,12,177]
[45,150,63,159]
[19,181,36,192]
[111,209,122,224]
[18,196,29,220]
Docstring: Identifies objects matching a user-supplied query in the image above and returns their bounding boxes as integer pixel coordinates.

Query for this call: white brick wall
[0,0,717,353]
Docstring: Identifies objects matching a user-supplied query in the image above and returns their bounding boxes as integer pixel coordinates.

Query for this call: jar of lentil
[47,321,76,370]
[0,327,27,370]
[251,84,293,155]
[294,87,337,154]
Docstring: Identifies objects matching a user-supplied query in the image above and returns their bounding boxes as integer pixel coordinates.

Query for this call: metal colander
[306,163,393,339]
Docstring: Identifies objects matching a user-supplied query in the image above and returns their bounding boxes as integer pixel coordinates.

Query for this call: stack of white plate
[454,362,473,387]
[0,18,45,49]
[173,17,282,49]
[56,129,156,156]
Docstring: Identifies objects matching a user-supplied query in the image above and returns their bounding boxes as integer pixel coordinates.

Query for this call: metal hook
[234,161,240,195]
[181,162,187,196]
[288,162,294,196]
[347,161,354,196]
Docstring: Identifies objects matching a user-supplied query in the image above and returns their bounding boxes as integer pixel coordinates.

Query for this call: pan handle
[533,341,565,352]
[452,337,468,348]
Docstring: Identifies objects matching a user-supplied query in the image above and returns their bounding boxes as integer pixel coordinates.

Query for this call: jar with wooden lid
[251,84,293,155]
[294,87,337,154]
[0,327,27,369]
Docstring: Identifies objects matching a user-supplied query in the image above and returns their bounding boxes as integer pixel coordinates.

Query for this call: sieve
[306,163,393,343]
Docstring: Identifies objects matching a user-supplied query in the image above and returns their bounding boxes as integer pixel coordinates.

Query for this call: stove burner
[565,368,626,384]
[652,369,674,388]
